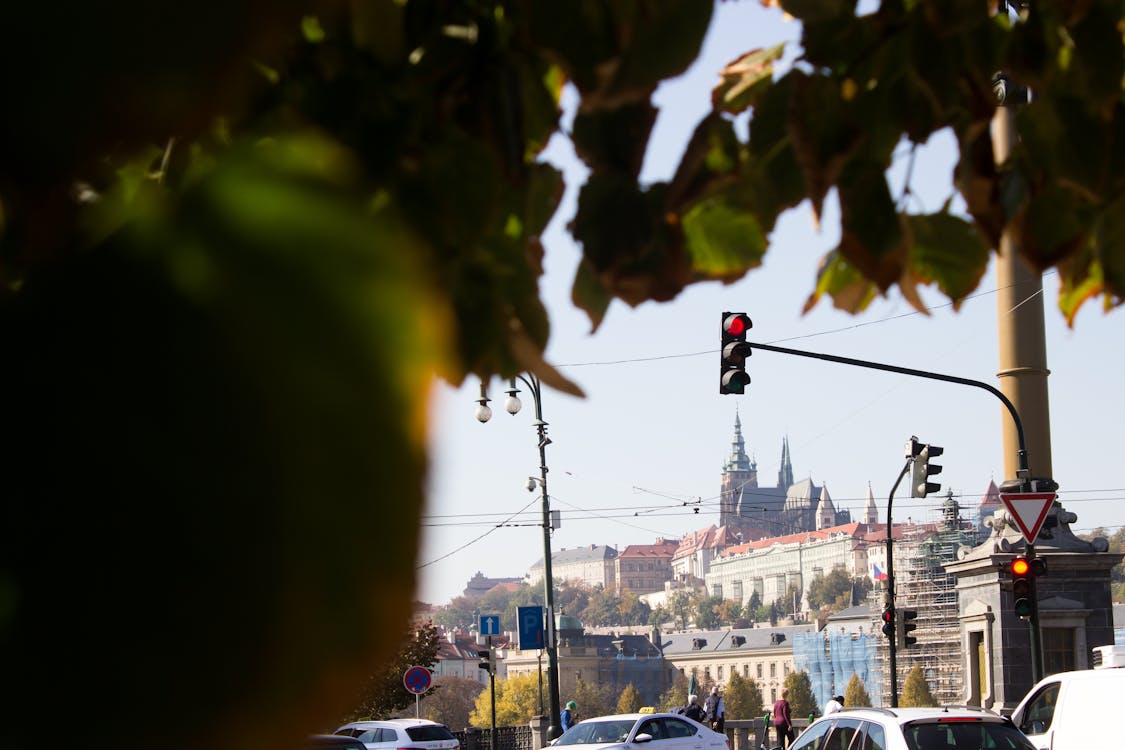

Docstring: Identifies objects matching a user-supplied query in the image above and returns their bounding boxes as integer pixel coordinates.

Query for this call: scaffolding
[876,495,981,706]
[794,629,880,709]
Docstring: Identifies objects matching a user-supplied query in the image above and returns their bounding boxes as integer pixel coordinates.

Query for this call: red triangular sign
[998,491,1057,544]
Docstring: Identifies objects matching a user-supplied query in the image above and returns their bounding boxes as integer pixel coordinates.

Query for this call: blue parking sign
[517,606,544,650]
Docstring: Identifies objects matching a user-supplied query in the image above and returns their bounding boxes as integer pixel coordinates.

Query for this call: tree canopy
[3,2,1124,750]
[900,665,939,707]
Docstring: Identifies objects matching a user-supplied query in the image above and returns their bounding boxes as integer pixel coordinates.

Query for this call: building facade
[527,544,619,590]
[616,539,679,595]
[660,624,816,708]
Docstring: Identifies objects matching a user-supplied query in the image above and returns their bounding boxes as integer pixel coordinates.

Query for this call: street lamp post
[476,374,563,740]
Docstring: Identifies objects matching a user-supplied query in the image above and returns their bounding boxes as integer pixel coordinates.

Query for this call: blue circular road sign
[404,665,433,695]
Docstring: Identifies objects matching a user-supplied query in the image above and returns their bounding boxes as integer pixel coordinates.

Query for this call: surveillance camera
[526,478,537,492]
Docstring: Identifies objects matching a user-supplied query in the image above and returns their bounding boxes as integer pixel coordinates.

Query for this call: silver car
[335,719,460,750]
[553,712,729,750]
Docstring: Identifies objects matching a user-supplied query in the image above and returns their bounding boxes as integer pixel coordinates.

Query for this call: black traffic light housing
[897,609,918,648]
[720,312,752,395]
[1009,556,1045,619]
[881,606,895,638]
[477,648,494,673]
[911,443,943,498]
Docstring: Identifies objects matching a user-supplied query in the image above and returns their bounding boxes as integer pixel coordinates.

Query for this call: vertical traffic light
[477,648,495,673]
[911,444,944,497]
[1010,556,1038,619]
[881,606,895,638]
[897,609,918,648]
[720,312,752,395]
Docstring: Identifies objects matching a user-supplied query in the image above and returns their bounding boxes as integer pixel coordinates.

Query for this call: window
[789,718,832,750]
[718,666,724,679]
[743,664,750,677]
[770,663,777,678]
[712,584,722,598]
[757,663,763,679]
[1042,628,1075,674]
[861,722,886,750]
[784,663,791,675]
[825,719,861,750]
[662,718,697,739]
[732,580,743,600]
[1017,681,1061,736]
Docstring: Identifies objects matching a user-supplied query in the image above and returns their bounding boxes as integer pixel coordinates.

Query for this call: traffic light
[477,648,494,673]
[911,443,943,497]
[881,606,895,638]
[1009,555,1045,619]
[720,312,752,395]
[897,609,918,648]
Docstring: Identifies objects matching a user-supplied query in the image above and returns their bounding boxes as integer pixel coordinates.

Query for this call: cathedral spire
[777,435,794,489]
[863,481,879,524]
[724,407,755,473]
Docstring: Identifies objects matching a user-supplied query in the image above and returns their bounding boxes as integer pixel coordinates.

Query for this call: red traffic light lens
[723,314,751,336]
[881,609,893,623]
[1011,557,1030,576]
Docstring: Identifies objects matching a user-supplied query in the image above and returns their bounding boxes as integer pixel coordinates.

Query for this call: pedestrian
[824,695,844,715]
[684,694,706,723]
[772,688,794,749]
[561,700,578,732]
[705,686,725,732]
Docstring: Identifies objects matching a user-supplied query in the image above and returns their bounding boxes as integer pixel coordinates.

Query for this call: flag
[873,564,888,582]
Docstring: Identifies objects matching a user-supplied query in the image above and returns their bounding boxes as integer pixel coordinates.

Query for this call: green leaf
[836,160,903,289]
[905,212,990,304]
[803,250,878,314]
[711,44,785,115]
[780,0,856,23]
[572,102,658,177]
[1095,192,1125,304]
[681,193,768,280]
[786,71,861,224]
[572,257,613,333]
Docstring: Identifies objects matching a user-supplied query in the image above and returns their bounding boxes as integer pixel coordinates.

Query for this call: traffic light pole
[885,457,912,707]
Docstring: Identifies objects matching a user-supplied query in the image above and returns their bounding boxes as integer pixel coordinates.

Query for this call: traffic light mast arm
[745,340,1031,480]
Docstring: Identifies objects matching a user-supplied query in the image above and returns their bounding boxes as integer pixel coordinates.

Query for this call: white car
[789,706,1034,750]
[335,719,460,750]
[552,712,729,750]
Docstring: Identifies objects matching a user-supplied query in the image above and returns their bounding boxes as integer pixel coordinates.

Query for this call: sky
[416,2,1124,608]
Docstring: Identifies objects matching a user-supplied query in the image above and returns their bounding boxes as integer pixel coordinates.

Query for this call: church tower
[863,482,879,524]
[777,436,794,489]
[720,411,757,526]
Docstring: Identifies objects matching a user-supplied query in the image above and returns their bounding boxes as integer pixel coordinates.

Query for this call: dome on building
[556,612,584,638]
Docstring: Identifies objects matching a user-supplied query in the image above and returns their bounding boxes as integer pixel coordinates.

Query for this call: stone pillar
[529,716,548,750]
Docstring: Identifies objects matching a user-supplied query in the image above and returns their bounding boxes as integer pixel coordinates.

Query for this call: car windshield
[406,726,456,741]
[903,721,1036,750]
[555,720,636,746]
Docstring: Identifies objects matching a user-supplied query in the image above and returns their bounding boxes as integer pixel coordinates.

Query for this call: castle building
[718,413,850,537]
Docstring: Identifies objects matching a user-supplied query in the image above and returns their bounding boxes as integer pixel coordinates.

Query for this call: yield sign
[999,491,1057,544]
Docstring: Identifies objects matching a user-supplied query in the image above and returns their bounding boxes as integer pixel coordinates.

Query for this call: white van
[1010,645,1125,750]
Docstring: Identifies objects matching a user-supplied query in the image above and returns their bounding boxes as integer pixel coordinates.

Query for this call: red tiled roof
[620,541,679,558]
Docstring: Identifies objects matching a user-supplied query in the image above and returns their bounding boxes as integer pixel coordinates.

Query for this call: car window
[555,720,634,746]
[1017,682,1060,736]
[638,719,666,740]
[790,720,834,750]
[825,719,862,750]
[861,722,885,750]
[407,726,456,742]
[355,730,378,743]
[661,718,698,739]
[904,722,1035,750]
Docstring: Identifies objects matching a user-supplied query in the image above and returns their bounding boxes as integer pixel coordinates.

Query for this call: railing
[455,725,535,750]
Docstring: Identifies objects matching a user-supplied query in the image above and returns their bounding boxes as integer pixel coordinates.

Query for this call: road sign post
[404,665,433,718]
